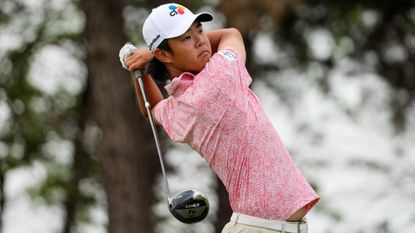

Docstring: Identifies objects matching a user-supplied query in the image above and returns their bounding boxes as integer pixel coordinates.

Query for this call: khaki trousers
[222,221,286,233]
[221,213,308,233]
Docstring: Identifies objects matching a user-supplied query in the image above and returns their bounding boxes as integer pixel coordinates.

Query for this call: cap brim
[166,12,213,39]
[195,12,213,22]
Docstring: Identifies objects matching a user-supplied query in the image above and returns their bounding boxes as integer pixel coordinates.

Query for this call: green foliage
[1,0,414,232]
[27,162,71,205]
[0,0,100,232]
[267,0,415,131]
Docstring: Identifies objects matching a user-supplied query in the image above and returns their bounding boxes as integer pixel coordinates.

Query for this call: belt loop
[281,223,285,233]
[299,218,307,233]
[302,218,308,233]
[232,213,239,227]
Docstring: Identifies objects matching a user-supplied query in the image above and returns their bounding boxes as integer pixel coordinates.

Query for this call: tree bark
[214,178,232,233]
[81,0,159,232]
[0,170,4,233]
[62,122,90,233]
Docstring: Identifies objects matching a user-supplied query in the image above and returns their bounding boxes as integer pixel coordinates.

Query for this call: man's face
[167,21,212,74]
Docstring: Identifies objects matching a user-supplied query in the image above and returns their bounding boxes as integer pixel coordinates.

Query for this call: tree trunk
[0,170,4,233]
[62,120,91,233]
[81,0,159,232]
[214,178,232,233]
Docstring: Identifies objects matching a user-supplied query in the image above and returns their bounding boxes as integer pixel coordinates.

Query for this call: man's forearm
[207,29,234,53]
[207,28,246,64]
[131,73,164,120]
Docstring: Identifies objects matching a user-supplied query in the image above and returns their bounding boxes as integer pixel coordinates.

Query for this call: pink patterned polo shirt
[153,47,319,220]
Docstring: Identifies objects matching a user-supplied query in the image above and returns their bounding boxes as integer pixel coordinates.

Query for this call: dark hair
[144,39,172,84]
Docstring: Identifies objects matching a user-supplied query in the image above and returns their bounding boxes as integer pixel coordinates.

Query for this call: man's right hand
[119,43,154,72]
[124,48,154,73]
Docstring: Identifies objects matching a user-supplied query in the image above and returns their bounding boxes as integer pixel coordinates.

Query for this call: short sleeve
[153,98,179,141]
[213,47,252,87]
[153,97,197,143]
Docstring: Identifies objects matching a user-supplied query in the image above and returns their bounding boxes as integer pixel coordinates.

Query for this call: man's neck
[166,65,197,80]
[165,63,181,80]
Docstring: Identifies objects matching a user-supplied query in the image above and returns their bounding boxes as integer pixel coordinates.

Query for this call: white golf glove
[119,42,138,69]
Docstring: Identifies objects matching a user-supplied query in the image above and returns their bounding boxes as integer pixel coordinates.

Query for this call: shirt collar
[164,72,195,97]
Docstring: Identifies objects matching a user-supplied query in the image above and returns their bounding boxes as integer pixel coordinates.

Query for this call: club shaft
[135,70,171,199]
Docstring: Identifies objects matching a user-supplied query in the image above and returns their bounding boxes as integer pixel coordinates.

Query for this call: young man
[121,3,319,233]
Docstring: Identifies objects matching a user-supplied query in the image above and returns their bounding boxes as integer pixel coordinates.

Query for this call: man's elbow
[226,28,243,39]
[145,107,162,125]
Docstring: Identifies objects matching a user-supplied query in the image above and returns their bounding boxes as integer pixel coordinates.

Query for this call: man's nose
[195,34,203,47]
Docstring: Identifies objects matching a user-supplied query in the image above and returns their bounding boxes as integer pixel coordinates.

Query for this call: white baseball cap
[142,3,213,52]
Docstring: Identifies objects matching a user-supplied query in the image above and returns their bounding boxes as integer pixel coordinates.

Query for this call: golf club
[119,43,209,224]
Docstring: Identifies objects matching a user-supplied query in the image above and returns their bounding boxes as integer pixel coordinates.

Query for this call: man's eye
[183,36,191,41]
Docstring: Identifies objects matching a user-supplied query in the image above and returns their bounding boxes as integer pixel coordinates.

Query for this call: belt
[231,213,308,233]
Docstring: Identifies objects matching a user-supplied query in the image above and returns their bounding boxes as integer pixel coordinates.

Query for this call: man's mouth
[199,50,210,58]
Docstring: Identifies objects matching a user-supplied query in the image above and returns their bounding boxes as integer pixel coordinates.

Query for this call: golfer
[121,3,319,233]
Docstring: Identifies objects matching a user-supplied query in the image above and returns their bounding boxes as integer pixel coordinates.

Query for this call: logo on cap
[149,34,161,51]
[169,4,185,16]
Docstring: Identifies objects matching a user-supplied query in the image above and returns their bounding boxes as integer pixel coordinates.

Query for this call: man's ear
[153,48,172,64]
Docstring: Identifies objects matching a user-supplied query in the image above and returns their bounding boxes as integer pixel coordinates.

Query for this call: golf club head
[169,189,209,224]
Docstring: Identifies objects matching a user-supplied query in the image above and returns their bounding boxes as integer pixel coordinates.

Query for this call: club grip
[134,69,142,79]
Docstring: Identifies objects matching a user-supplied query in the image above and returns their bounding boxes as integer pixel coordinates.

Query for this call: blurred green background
[0,0,414,232]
